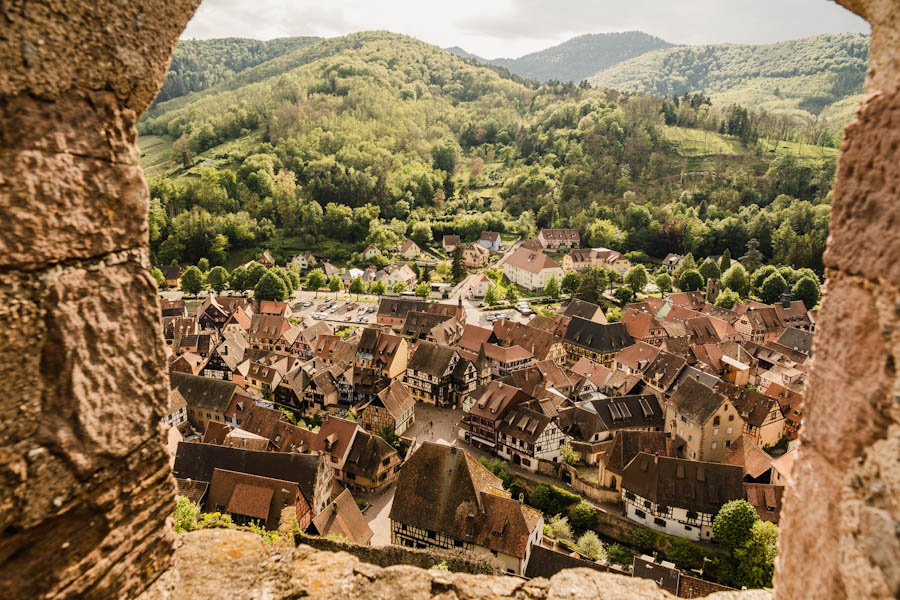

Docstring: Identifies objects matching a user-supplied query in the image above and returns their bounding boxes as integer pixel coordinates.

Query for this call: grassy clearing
[138,135,174,178]
[664,126,744,157]
[759,138,839,161]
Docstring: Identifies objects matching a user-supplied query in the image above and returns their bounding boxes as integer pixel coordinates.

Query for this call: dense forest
[139,32,836,276]
[590,33,869,122]
[154,36,320,104]
[449,31,673,84]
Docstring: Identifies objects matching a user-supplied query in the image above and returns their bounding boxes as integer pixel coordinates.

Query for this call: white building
[621,453,744,541]
[502,248,565,292]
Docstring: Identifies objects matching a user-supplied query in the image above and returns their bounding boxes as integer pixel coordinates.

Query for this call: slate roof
[621,453,744,515]
[585,394,664,432]
[776,327,814,356]
[563,318,634,355]
[389,443,541,559]
[172,442,322,507]
[311,489,374,545]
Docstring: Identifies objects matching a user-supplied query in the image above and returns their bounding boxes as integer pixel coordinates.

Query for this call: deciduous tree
[305,269,327,298]
[180,266,204,296]
[206,266,229,294]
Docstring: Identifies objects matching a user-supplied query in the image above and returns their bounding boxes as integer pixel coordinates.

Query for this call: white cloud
[180,0,869,58]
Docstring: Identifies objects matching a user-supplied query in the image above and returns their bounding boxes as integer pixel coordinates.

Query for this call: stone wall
[0,2,200,599]
[0,1,898,599]
[139,529,766,600]
[773,2,900,599]
[296,533,499,574]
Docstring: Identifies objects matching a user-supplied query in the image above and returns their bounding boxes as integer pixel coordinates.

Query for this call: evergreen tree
[180,266,204,296]
[575,268,606,304]
[741,239,764,273]
[720,248,732,272]
[451,246,466,282]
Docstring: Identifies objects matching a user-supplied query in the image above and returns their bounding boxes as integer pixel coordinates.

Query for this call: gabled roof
[371,380,415,420]
[722,435,774,480]
[615,341,661,372]
[539,228,580,241]
[311,416,359,459]
[469,381,527,420]
[498,404,552,444]
[622,453,744,515]
[504,248,562,274]
[569,357,612,386]
[740,307,785,332]
[311,489,373,545]
[743,483,784,523]
[480,231,500,242]
[173,443,322,506]
[407,341,457,377]
[459,324,493,354]
[667,377,727,425]
[715,381,778,427]
[641,350,688,392]
[389,443,541,559]
[343,429,398,479]
[776,327,814,356]
[603,430,680,477]
[563,317,634,354]
[564,299,606,322]
[249,314,292,339]
[581,393,664,432]
[170,372,239,412]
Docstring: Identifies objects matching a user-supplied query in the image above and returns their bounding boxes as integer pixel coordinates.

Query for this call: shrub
[569,502,597,531]
[547,514,574,541]
[172,496,199,534]
[528,482,580,516]
[606,543,634,565]
[631,527,656,553]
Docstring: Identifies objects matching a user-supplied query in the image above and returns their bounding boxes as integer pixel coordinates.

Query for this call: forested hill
[448,32,673,83]
[139,31,836,278]
[154,36,320,104]
[589,33,869,121]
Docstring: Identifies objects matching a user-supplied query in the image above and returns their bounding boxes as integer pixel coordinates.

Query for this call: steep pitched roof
[407,341,457,377]
[343,429,398,480]
[504,248,562,274]
[722,435,774,480]
[603,430,680,477]
[776,327,814,356]
[667,377,727,425]
[743,483,784,523]
[615,341,661,372]
[564,317,634,354]
[311,489,374,545]
[389,443,541,559]
[173,443,322,506]
[564,299,606,322]
[170,372,239,412]
[622,453,744,515]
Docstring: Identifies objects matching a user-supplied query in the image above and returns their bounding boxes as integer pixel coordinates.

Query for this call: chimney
[654,453,659,464]
[781,290,792,309]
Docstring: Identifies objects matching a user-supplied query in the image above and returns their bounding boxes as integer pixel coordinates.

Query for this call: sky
[181,0,869,59]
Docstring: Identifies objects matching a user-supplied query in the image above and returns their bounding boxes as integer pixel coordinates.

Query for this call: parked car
[302,301,312,307]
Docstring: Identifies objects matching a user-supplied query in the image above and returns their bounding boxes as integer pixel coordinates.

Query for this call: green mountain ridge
[448,31,674,83]
[588,33,869,122]
[154,36,321,105]
[139,31,835,280]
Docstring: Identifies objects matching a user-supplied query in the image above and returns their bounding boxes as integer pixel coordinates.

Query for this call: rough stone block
[799,276,894,462]
[0,1,202,112]
[827,91,900,285]
[0,92,151,270]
